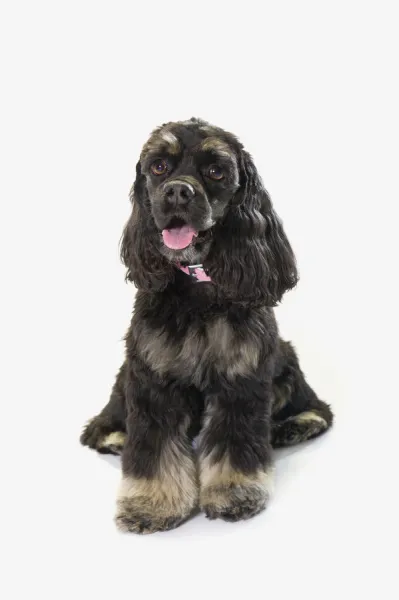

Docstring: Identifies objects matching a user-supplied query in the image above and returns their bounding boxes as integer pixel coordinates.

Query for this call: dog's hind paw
[80,416,126,455]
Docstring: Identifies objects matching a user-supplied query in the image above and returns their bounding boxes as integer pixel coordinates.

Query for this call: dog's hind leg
[271,341,333,448]
[80,362,127,455]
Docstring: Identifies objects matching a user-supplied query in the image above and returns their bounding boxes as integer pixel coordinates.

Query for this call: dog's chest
[136,314,262,386]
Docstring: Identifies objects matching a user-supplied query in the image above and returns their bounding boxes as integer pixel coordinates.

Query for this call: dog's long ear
[120,161,174,291]
[205,150,298,304]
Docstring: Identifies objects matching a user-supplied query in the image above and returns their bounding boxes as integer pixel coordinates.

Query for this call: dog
[81,118,333,533]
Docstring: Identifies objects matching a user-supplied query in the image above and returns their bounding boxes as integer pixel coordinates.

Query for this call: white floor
[2,2,398,599]
[4,275,396,599]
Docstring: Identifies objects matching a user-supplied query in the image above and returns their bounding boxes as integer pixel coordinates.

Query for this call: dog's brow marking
[160,131,181,154]
[141,130,181,159]
[200,137,233,158]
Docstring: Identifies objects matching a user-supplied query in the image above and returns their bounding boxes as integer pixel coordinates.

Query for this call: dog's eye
[208,164,224,181]
[151,159,168,176]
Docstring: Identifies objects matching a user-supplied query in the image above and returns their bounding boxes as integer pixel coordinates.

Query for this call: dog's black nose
[163,181,195,208]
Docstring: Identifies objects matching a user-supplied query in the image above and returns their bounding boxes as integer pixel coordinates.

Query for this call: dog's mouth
[161,217,199,250]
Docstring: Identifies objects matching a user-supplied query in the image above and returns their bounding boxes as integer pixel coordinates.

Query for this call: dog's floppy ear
[120,161,174,291]
[205,150,298,304]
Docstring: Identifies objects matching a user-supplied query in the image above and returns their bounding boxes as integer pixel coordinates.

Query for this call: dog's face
[122,118,298,304]
[139,121,241,264]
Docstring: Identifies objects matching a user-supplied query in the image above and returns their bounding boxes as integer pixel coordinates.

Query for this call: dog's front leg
[115,372,198,534]
[199,377,274,522]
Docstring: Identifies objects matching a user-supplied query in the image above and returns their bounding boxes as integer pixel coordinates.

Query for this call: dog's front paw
[199,459,274,522]
[201,482,270,521]
[115,497,189,534]
[115,476,198,534]
[80,416,126,455]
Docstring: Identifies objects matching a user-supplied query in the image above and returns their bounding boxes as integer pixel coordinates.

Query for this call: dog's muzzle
[163,180,195,210]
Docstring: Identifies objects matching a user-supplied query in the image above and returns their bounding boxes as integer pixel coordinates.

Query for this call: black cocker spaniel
[81,118,333,533]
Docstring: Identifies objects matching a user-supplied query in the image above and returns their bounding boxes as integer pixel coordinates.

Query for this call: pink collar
[178,264,212,282]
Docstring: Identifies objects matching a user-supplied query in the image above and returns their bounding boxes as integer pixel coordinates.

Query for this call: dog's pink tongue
[162,225,197,250]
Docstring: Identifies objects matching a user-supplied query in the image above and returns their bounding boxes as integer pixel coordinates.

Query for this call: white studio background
[0,1,398,599]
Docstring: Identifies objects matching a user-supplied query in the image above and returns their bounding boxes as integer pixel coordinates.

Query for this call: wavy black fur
[81,118,333,533]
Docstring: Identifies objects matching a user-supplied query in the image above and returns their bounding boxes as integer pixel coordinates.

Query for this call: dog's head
[121,118,298,304]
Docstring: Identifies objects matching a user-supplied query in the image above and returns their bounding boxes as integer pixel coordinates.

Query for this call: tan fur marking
[139,327,175,374]
[295,411,327,427]
[200,453,273,490]
[138,317,260,384]
[272,382,291,414]
[116,435,198,529]
[200,137,234,158]
[207,317,260,378]
[199,453,274,511]
[99,431,126,450]
[141,128,181,159]
[272,409,330,448]
[160,131,181,154]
